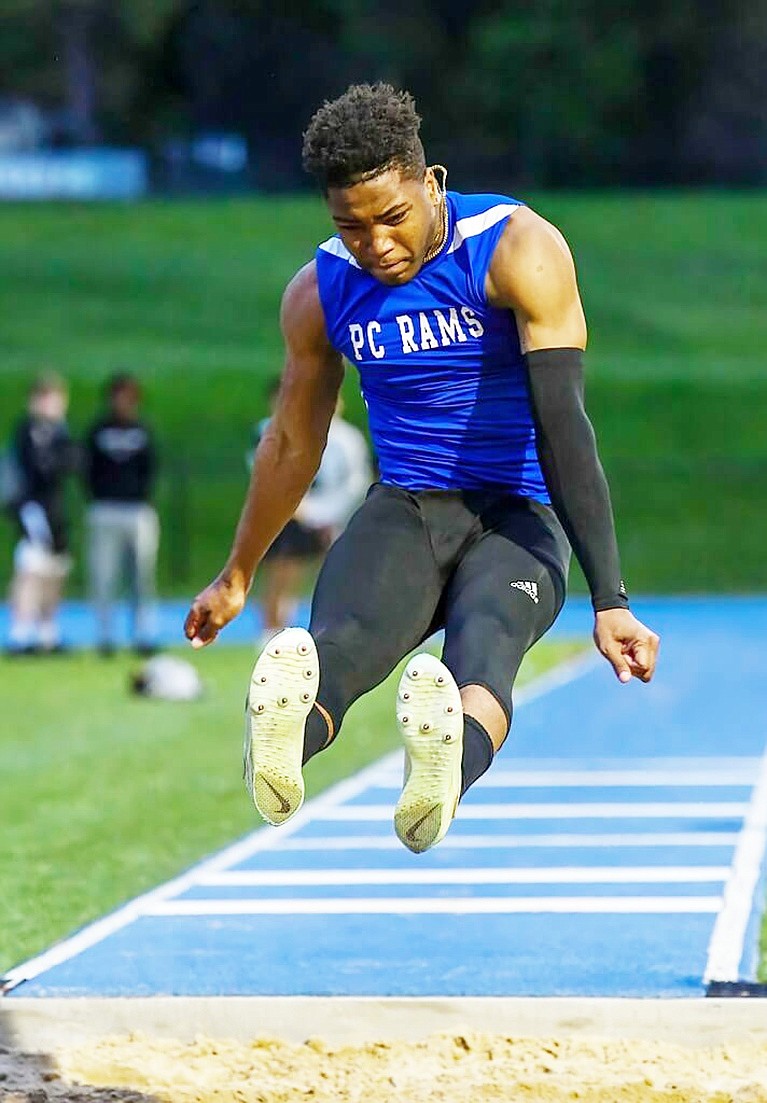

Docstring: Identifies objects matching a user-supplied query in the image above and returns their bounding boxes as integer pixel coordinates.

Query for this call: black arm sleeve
[524,347,628,612]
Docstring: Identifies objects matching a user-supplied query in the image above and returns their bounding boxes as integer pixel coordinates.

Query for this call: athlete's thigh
[442,524,565,721]
[309,484,442,704]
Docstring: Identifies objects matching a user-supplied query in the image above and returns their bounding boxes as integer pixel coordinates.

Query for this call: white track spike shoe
[243,627,319,826]
[394,653,464,853]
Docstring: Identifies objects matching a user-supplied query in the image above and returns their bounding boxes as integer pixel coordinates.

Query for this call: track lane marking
[147,897,722,916]
[278,832,740,850]
[373,770,757,788]
[200,866,729,886]
[705,748,767,982]
[314,802,748,821]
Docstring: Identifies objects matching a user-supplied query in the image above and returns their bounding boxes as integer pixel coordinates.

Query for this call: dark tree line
[2,0,766,187]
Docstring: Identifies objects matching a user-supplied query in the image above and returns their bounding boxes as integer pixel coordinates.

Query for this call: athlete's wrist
[591,581,629,613]
[220,561,253,596]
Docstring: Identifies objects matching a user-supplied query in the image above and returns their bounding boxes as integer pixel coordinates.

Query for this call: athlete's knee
[313,615,397,717]
[446,612,523,725]
[460,683,510,751]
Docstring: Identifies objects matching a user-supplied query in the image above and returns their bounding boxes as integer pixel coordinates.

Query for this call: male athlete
[185,83,660,854]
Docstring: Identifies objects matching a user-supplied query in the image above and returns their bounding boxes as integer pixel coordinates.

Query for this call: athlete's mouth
[377,257,409,272]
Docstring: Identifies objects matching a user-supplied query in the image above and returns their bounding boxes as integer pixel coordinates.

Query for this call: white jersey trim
[447,203,521,255]
[318,236,360,268]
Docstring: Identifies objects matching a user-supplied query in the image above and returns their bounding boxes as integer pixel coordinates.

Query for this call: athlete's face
[326,167,443,286]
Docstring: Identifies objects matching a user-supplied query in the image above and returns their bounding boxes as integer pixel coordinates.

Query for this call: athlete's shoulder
[486,206,586,341]
[488,207,577,295]
[282,259,323,317]
[316,232,359,270]
[496,204,570,252]
[446,191,526,264]
[280,260,333,350]
[449,189,525,218]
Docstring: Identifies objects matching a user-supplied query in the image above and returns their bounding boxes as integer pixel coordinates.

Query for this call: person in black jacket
[6,373,77,654]
[84,373,159,656]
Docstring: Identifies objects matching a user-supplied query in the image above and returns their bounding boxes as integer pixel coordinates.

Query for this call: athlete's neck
[423,195,448,264]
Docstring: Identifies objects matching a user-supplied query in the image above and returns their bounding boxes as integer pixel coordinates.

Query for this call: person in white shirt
[249,383,372,642]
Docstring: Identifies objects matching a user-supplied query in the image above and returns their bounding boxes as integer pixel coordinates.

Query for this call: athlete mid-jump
[185,83,660,854]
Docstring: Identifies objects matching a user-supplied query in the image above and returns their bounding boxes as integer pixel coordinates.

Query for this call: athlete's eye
[385,211,408,225]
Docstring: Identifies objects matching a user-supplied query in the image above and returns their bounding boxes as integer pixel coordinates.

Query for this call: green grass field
[0,637,584,977]
[0,192,765,595]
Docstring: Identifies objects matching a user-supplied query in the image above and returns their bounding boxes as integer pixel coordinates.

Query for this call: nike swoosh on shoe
[244,627,319,826]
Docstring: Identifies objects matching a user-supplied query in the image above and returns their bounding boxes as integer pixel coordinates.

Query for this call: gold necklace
[423,164,449,264]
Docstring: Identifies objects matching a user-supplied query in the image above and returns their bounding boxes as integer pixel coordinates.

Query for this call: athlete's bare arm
[486,206,587,352]
[486,209,660,684]
[185,262,344,647]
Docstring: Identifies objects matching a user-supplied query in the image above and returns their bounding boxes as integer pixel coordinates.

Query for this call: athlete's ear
[425,164,447,204]
[424,166,441,204]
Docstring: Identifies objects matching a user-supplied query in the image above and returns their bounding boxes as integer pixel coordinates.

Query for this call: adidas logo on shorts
[510,579,539,603]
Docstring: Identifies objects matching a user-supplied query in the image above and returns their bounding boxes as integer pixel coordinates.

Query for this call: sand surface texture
[2,1031,767,1102]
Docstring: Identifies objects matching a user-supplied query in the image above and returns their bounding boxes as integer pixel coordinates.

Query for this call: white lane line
[279,832,740,850]
[315,802,748,821]
[4,647,600,992]
[200,866,730,887]
[373,770,756,788]
[510,650,600,704]
[704,747,767,983]
[482,758,762,770]
[147,896,722,916]
[0,746,404,991]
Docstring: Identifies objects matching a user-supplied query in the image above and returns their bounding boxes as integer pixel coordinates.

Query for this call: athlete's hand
[593,608,660,684]
[184,572,248,649]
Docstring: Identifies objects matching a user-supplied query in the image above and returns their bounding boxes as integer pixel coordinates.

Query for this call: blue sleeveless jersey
[315,190,549,502]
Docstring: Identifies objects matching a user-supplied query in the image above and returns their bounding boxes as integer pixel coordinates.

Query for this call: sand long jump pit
[2,997,767,1102]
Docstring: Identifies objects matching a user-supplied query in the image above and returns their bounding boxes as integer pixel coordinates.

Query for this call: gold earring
[430,164,448,196]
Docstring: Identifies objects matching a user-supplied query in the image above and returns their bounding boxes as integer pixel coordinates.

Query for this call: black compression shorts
[264,519,328,561]
[308,483,571,733]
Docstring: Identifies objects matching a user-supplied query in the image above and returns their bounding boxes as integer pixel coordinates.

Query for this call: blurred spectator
[250,383,371,643]
[0,97,47,152]
[4,373,77,655]
[131,654,202,701]
[84,373,159,656]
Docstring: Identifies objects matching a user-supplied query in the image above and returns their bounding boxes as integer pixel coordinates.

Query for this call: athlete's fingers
[183,603,203,641]
[184,602,219,648]
[627,633,659,682]
[600,638,632,684]
[626,653,650,680]
[191,620,219,648]
[190,616,220,648]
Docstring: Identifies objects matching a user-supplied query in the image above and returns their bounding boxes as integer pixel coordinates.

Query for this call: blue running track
[4,596,767,998]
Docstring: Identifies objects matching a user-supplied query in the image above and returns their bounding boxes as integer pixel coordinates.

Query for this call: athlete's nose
[367,226,395,264]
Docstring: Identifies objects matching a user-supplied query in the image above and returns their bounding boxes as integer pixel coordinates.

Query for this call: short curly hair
[302,83,425,191]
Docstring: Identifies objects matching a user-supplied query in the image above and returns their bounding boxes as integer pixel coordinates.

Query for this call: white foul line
[200,866,729,887]
[147,896,721,916]
[704,746,767,983]
[315,802,748,821]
